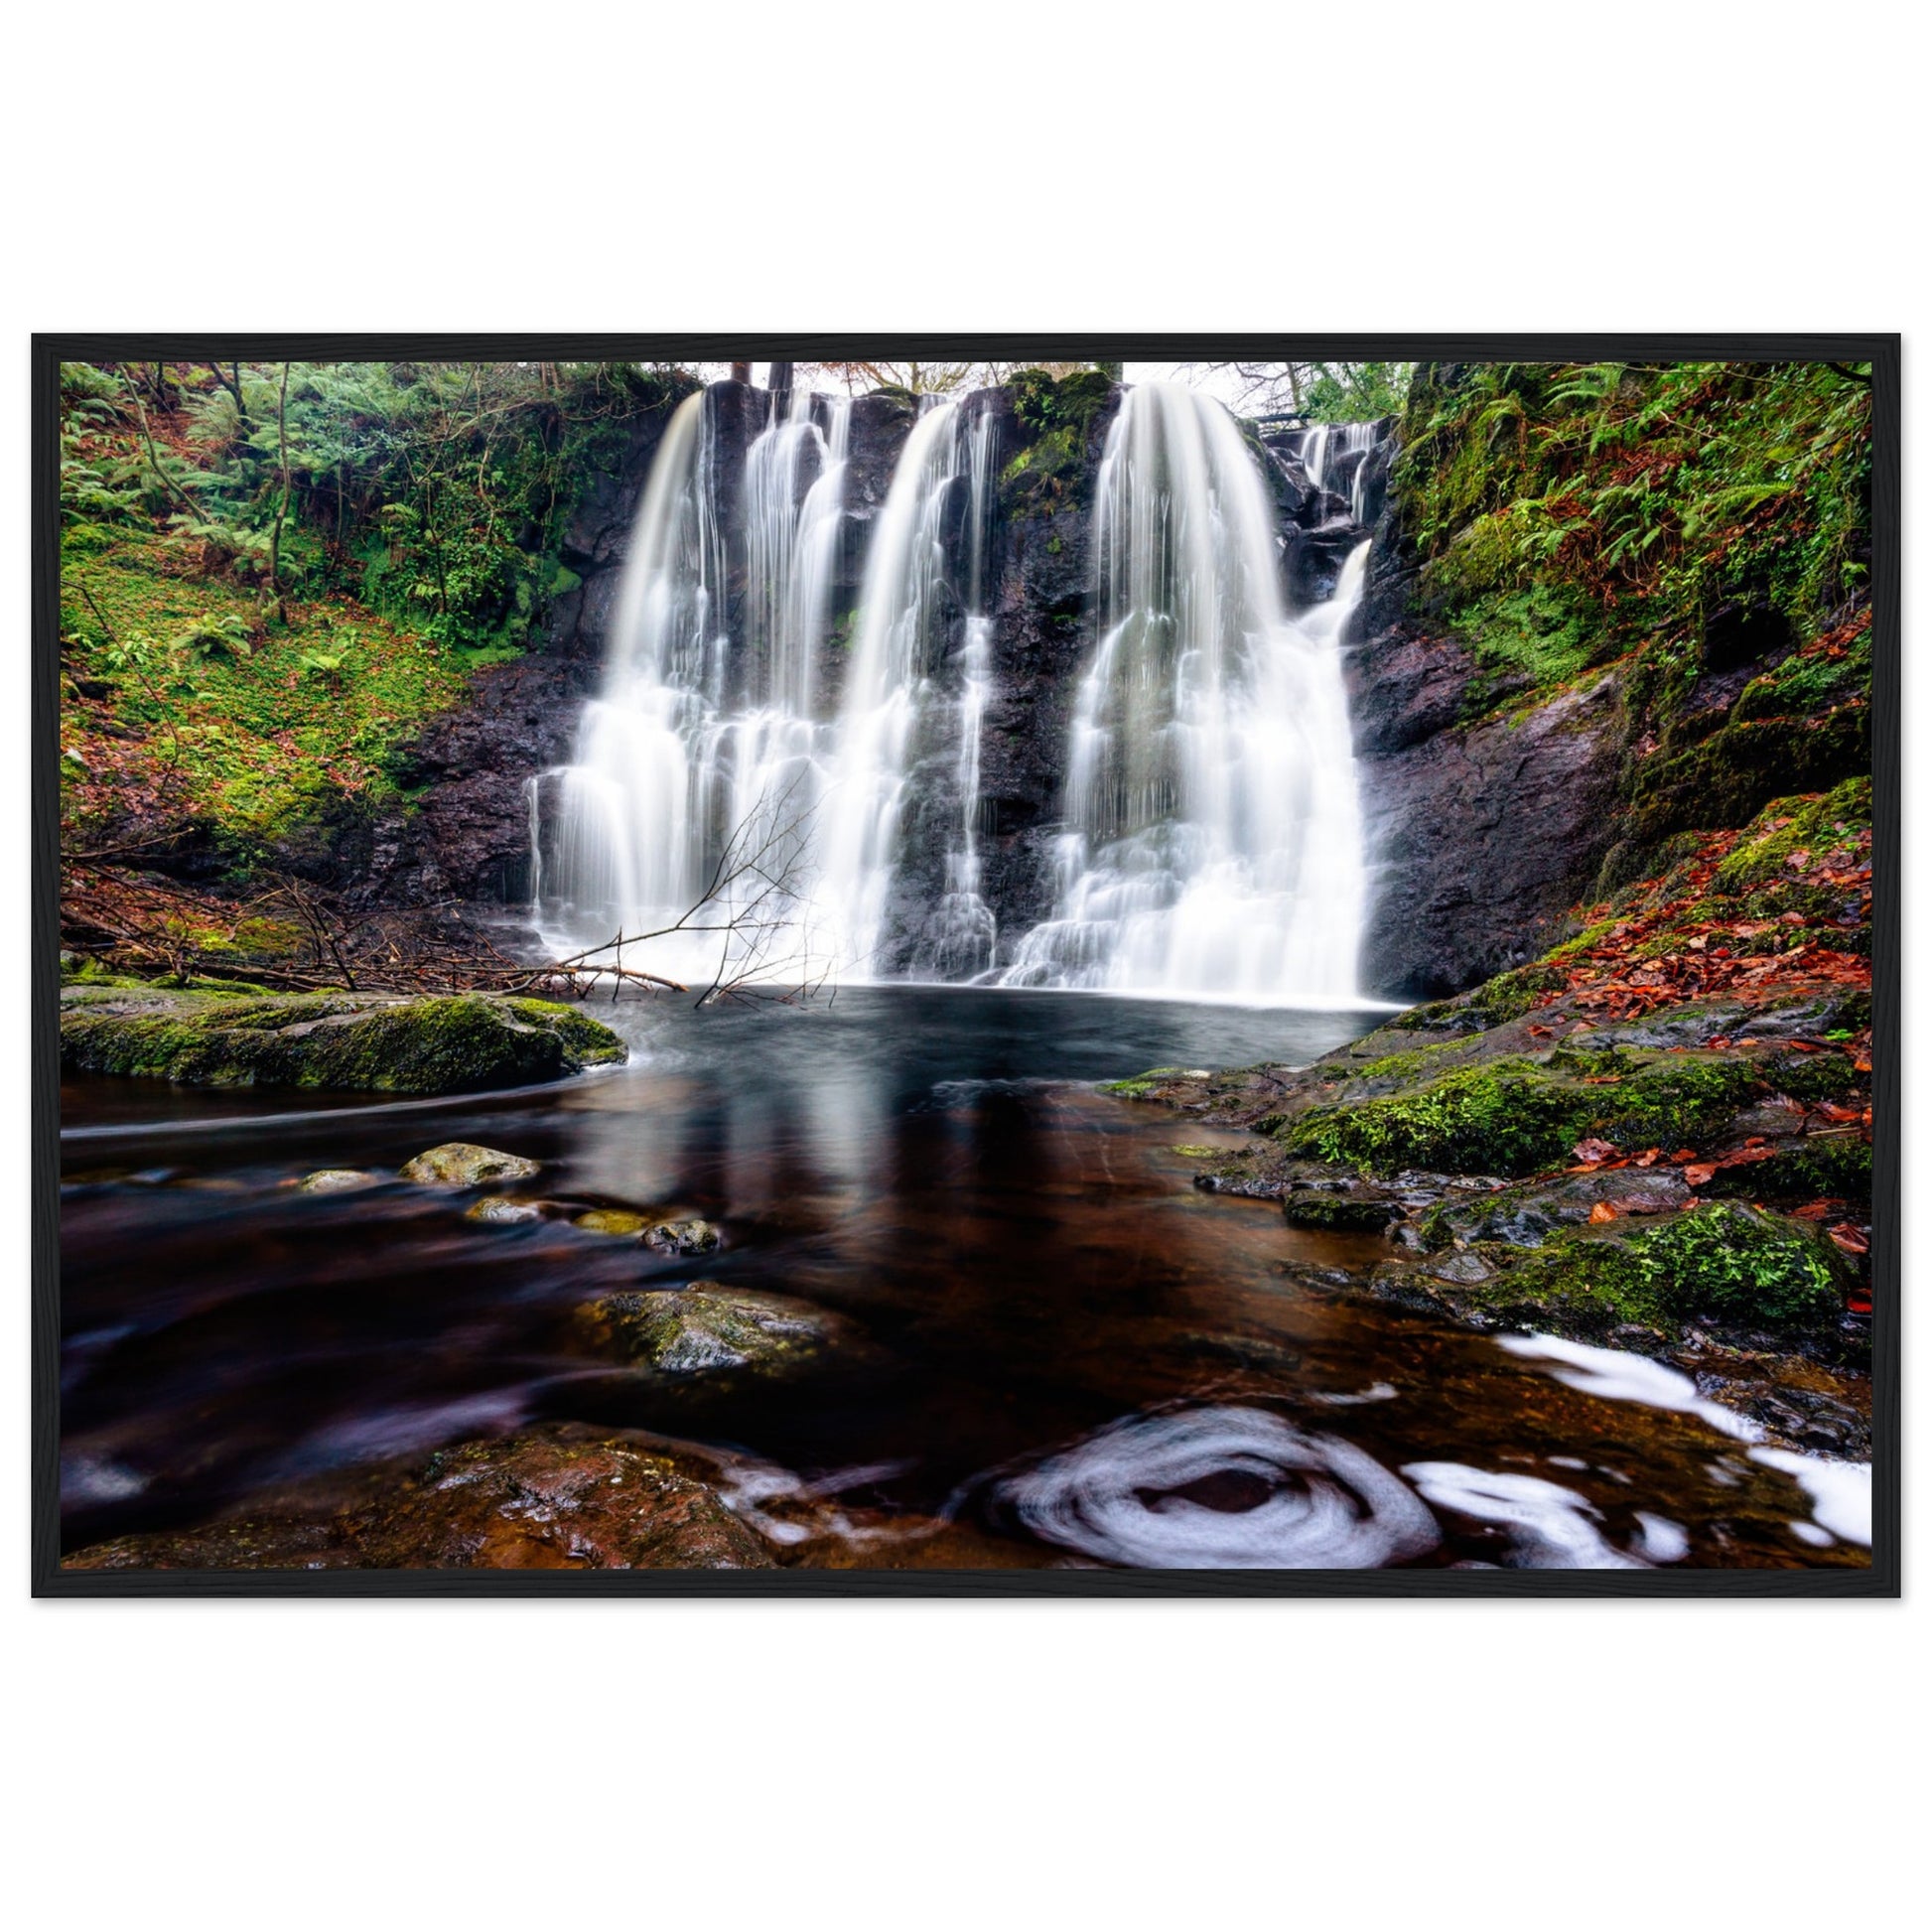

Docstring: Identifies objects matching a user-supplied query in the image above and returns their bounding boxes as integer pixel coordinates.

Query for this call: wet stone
[582,1284,853,1379]
[466,1196,544,1225]
[399,1143,541,1188]
[295,1169,379,1194]
[643,1217,720,1256]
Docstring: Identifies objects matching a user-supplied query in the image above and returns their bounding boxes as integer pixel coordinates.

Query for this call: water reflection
[60,987,1868,1569]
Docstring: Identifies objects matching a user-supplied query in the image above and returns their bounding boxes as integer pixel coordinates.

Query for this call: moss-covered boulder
[1401,1201,1850,1343]
[400,1143,541,1187]
[60,986,625,1095]
[581,1285,854,1380]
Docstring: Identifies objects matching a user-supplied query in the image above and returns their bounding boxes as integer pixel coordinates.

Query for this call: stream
[60,986,1868,1570]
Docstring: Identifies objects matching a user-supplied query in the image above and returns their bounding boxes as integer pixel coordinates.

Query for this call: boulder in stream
[581,1284,855,1380]
[60,986,625,1096]
[401,1143,542,1187]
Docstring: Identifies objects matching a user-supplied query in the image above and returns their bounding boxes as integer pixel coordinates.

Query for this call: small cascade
[1301,419,1382,526]
[815,400,965,974]
[911,405,1000,979]
[998,382,1368,1004]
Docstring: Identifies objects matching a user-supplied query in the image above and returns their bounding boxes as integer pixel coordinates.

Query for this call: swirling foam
[996,1407,1438,1569]
[1402,1462,1645,1568]
[1497,1333,1764,1442]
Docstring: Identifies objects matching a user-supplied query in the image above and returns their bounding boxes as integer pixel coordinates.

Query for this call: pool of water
[59,986,1868,1570]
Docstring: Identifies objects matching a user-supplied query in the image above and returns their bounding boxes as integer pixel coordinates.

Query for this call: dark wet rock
[1281,1191,1403,1233]
[1354,669,1630,1000]
[642,1218,720,1256]
[400,1142,542,1187]
[63,1425,775,1571]
[581,1284,854,1379]
[62,987,624,1096]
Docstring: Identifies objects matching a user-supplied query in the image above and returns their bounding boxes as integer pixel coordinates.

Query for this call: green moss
[1704,1135,1869,1206]
[1626,710,1868,845]
[61,989,625,1094]
[1100,1066,1185,1100]
[1713,776,1872,894]
[1447,1201,1846,1338]
[1284,1049,1774,1178]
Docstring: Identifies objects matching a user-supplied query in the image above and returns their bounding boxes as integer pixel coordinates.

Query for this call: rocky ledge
[64,1425,774,1571]
[60,983,626,1095]
[1108,782,1874,1451]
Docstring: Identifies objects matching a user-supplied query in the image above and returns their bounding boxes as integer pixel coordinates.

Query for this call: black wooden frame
[30,334,1902,1597]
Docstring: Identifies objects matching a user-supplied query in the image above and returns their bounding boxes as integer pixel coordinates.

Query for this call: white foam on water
[1497,1332,1765,1443]
[997,1406,1438,1569]
[1749,1448,1872,1547]
[1631,1511,1692,1564]
[1402,1462,1643,1569]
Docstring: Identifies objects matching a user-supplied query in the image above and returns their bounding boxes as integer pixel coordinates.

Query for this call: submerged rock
[581,1284,854,1379]
[64,1424,775,1571]
[574,1208,652,1237]
[401,1143,542,1187]
[465,1195,545,1225]
[60,986,625,1096]
[294,1169,379,1193]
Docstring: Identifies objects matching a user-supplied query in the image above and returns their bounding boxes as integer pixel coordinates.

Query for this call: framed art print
[31,336,1899,1593]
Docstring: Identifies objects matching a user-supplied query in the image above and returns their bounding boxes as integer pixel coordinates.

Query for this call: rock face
[60,988,625,1095]
[64,1425,776,1571]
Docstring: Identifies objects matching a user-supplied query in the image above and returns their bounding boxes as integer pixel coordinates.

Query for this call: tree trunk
[729,361,753,385]
[268,362,293,622]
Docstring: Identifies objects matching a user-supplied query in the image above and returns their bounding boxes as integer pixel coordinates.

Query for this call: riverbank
[1110,780,1873,1451]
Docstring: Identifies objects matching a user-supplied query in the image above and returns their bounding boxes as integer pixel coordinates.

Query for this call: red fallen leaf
[1848,1296,1873,1315]
[1785,849,1812,872]
[1683,1164,1718,1187]
[1588,1201,1619,1224]
[1634,1148,1663,1168]
[1828,1224,1870,1255]
[1792,1199,1845,1222]
[1573,1138,1618,1166]
[1527,1024,1554,1038]
[1670,1149,1698,1163]
[1815,1101,1863,1123]
[1707,1036,1731,1050]
[1854,1056,1872,1073]
[1743,1136,1767,1148]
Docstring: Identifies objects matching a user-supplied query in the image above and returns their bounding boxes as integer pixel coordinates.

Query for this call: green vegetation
[59,358,692,864]
[1001,367,1119,511]
[1284,1047,1832,1179]
[1443,1201,1847,1339]
[1396,360,1872,720]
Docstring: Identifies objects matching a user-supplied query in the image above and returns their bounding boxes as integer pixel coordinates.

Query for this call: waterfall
[538,386,850,985]
[997,382,1368,1005]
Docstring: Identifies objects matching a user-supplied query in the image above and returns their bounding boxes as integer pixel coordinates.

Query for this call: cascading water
[1302,419,1381,526]
[997,382,1369,1004]
[808,401,957,972]
[909,405,1000,979]
[537,386,851,984]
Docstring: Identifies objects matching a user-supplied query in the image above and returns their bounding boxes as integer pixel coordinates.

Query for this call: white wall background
[3,6,1923,1926]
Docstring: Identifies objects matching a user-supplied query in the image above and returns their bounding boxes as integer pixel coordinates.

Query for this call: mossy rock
[60,987,625,1095]
[401,1143,541,1187]
[581,1285,850,1379]
[1282,1047,1815,1179]
[575,1208,651,1237]
[1451,1201,1850,1340]
[1625,708,1868,846]
[1282,1192,1402,1233]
